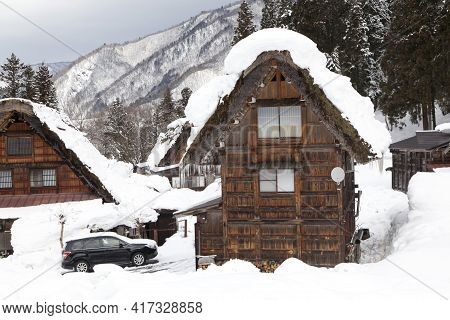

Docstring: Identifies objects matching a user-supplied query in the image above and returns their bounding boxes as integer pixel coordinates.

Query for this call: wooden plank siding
[194,69,356,269]
[0,121,94,197]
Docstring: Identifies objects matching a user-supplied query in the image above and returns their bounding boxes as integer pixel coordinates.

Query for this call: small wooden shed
[390,131,450,192]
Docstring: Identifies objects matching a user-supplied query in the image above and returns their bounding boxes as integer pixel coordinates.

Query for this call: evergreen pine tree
[380,0,449,130]
[21,65,37,101]
[0,53,25,98]
[340,0,377,98]
[261,0,278,29]
[174,87,192,118]
[232,1,256,46]
[34,64,58,108]
[180,87,192,109]
[363,0,390,108]
[291,1,349,55]
[278,0,294,29]
[138,110,158,164]
[432,0,449,117]
[102,98,137,163]
[155,89,177,135]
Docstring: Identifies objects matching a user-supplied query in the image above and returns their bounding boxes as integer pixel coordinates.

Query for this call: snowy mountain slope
[55,0,263,112]
[31,61,71,76]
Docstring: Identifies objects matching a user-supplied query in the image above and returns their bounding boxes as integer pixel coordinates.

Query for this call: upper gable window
[257,106,301,138]
[7,137,32,156]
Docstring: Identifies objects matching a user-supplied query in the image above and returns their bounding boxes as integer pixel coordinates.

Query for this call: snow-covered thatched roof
[185,29,390,163]
[150,28,391,168]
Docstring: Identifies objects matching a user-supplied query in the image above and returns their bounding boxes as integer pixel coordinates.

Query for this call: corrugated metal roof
[0,193,98,208]
[390,131,450,150]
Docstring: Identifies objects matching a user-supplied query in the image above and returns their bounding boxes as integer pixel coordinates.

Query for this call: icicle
[377,153,385,174]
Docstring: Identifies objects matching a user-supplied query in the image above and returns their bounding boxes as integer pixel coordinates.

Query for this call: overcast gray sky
[0,0,235,64]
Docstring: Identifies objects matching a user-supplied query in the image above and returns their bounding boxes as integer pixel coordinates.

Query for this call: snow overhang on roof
[181,28,391,164]
[146,118,191,169]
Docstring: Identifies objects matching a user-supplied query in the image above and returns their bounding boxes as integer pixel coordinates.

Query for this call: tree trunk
[422,103,430,130]
[431,103,436,129]
[431,86,436,129]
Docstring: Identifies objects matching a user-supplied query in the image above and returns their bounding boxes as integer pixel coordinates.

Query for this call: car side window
[71,240,83,250]
[84,238,100,249]
[100,237,121,248]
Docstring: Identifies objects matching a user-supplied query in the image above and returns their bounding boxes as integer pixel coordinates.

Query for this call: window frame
[29,168,57,188]
[257,104,302,139]
[259,168,295,193]
[0,170,13,189]
[6,136,33,157]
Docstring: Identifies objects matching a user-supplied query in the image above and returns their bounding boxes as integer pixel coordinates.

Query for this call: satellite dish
[331,167,345,184]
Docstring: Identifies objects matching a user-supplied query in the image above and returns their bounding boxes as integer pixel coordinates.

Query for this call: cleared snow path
[356,159,409,263]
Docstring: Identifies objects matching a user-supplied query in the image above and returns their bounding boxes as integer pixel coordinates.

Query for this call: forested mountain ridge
[54,0,263,115]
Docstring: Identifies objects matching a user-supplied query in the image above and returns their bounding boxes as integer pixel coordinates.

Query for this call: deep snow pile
[388,169,450,287]
[185,28,391,158]
[436,122,450,131]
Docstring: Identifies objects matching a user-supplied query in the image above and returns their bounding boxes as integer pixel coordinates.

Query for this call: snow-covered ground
[1,158,449,319]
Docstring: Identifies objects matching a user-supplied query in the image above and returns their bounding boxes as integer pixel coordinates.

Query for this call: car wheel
[132,252,146,266]
[75,260,90,273]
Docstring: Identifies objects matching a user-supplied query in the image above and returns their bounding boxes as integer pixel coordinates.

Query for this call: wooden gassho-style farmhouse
[0,99,115,206]
[173,50,374,269]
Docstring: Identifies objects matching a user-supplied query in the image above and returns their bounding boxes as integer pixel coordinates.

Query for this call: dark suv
[61,233,158,272]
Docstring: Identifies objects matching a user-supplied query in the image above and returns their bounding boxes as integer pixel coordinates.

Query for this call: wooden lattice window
[0,170,12,189]
[259,169,294,193]
[30,169,56,187]
[7,137,32,156]
[257,106,301,138]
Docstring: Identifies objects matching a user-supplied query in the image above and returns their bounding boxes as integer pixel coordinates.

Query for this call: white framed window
[30,169,56,187]
[257,106,301,138]
[259,169,295,193]
[7,137,32,156]
[0,170,12,189]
